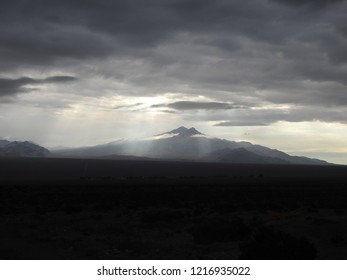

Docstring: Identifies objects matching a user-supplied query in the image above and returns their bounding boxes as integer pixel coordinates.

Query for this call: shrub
[141,208,185,226]
[192,217,251,244]
[239,226,316,259]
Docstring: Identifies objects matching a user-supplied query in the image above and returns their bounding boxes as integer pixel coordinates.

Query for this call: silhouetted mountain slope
[161,126,203,137]
[0,140,10,147]
[205,148,289,164]
[52,126,330,165]
[0,141,50,157]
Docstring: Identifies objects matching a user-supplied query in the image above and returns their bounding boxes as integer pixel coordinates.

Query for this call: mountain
[205,147,289,164]
[0,140,10,148]
[0,141,50,157]
[52,126,330,165]
[160,126,203,137]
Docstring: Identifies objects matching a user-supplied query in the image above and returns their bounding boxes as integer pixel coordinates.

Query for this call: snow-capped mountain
[0,141,50,157]
[53,126,330,165]
[159,126,203,137]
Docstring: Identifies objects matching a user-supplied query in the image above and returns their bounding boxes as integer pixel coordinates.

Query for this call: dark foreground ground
[1,157,347,259]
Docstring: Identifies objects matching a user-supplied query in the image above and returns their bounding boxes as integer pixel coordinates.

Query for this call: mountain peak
[166,126,203,137]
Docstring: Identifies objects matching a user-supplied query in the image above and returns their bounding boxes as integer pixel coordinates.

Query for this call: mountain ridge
[0,140,50,157]
[204,147,289,164]
[52,126,331,165]
[161,126,203,137]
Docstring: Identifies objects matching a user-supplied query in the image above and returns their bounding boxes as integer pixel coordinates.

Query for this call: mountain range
[0,140,50,157]
[52,126,330,165]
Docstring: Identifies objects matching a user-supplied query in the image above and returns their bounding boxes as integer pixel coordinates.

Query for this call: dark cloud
[207,106,347,126]
[161,110,177,114]
[0,75,77,97]
[0,0,347,116]
[152,101,242,111]
[0,77,38,97]
[43,76,77,83]
[113,103,143,110]
[0,0,178,70]
[0,0,336,69]
[270,0,345,8]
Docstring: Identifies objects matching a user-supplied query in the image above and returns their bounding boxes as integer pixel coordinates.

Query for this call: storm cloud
[0,76,77,97]
[152,101,242,111]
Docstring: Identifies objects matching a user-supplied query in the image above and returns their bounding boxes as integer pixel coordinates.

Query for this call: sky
[1,0,347,164]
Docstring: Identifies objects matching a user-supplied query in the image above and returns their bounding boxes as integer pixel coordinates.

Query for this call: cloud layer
[0,76,77,97]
